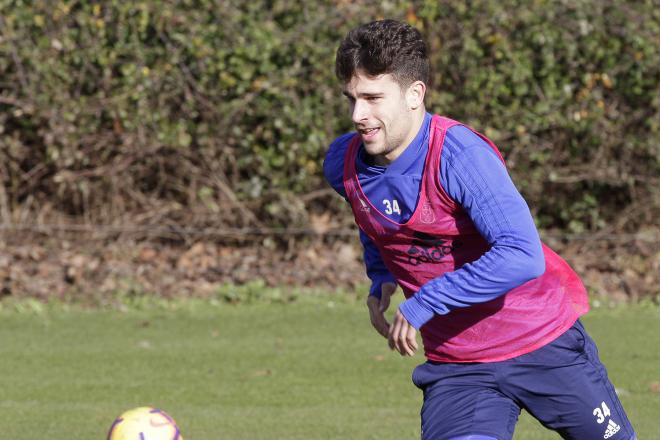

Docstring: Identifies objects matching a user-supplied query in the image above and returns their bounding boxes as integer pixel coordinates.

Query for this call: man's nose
[351,100,368,124]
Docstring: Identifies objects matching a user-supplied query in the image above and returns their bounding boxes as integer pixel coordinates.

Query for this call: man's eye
[367,97,380,102]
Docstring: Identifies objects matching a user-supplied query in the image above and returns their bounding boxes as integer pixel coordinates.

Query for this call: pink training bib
[343,115,589,362]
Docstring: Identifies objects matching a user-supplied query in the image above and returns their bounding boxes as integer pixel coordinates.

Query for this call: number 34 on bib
[383,199,401,215]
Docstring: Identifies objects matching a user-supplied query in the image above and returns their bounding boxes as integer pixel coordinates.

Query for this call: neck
[375,109,426,166]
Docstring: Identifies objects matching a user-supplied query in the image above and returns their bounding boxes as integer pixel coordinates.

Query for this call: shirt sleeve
[399,126,546,329]
[323,133,396,298]
[322,132,354,198]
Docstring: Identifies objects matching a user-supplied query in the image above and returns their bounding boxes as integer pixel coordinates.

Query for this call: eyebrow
[342,91,384,99]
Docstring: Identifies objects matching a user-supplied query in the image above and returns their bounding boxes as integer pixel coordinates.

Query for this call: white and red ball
[107,407,183,440]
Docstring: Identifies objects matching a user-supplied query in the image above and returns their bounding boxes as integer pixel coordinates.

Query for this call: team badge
[420,200,435,224]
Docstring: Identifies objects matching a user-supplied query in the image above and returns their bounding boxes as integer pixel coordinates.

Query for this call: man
[324,19,635,440]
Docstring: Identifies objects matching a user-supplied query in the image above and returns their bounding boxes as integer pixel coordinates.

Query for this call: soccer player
[324,19,635,440]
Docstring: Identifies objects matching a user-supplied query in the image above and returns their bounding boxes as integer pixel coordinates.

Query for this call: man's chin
[362,142,385,156]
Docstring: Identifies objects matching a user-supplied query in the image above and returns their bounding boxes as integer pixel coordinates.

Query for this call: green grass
[0,295,658,439]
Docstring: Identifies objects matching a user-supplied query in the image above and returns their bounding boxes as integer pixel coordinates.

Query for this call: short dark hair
[335,19,430,87]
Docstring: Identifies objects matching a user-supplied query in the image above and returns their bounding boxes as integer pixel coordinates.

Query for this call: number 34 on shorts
[593,401,621,439]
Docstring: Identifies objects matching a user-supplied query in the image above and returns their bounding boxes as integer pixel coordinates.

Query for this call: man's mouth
[359,127,380,140]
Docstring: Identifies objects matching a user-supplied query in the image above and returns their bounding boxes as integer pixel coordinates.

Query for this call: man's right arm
[323,132,396,294]
[361,229,397,338]
[323,134,397,338]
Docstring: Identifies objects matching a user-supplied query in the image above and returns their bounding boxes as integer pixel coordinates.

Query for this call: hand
[388,309,418,356]
[366,282,397,339]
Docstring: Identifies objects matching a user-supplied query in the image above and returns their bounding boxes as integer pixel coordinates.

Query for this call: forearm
[400,236,544,328]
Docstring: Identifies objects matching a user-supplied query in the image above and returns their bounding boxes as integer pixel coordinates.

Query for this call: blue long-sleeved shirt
[323,112,545,329]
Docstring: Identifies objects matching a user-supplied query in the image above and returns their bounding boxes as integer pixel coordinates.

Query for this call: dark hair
[335,19,430,87]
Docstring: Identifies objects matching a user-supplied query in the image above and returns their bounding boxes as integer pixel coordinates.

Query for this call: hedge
[0,0,657,237]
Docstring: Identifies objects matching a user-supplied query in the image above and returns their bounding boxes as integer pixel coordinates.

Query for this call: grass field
[0,293,658,439]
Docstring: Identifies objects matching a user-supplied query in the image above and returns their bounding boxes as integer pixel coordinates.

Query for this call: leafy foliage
[0,0,657,234]
[417,0,659,232]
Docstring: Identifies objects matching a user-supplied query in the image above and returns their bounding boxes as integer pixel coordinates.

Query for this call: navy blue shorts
[412,320,635,440]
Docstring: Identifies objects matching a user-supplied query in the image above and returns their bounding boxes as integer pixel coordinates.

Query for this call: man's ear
[406,80,426,110]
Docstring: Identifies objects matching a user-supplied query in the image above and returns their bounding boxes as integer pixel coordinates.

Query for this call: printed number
[593,401,611,424]
[382,199,401,215]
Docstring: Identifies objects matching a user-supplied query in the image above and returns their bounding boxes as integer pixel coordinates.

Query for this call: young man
[324,19,635,440]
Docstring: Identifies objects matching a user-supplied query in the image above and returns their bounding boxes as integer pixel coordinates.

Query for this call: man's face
[342,71,417,163]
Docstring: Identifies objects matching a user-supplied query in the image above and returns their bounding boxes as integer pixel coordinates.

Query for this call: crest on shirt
[420,200,435,224]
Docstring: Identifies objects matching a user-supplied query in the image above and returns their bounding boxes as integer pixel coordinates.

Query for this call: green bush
[0,0,657,235]
[417,0,659,232]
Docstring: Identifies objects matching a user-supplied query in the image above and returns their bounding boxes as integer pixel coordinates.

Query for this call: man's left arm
[391,128,545,353]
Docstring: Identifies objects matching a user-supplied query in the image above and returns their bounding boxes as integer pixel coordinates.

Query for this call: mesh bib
[343,115,589,362]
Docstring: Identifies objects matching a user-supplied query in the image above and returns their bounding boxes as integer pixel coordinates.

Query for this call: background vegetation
[0,0,657,236]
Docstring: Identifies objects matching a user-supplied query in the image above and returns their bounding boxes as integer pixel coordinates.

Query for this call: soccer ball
[107,407,183,440]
